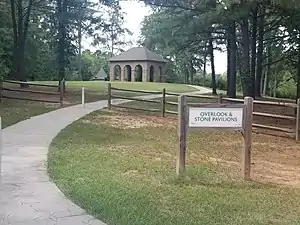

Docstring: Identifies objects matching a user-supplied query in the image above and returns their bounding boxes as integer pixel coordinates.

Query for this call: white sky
[83,1,227,74]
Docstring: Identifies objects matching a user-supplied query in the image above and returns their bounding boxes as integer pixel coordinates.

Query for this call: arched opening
[158,66,163,82]
[149,65,154,82]
[113,65,121,80]
[134,65,143,82]
[124,65,132,81]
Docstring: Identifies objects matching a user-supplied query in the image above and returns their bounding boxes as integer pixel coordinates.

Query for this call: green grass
[49,108,300,225]
[34,81,197,93]
[0,100,57,128]
[0,81,196,128]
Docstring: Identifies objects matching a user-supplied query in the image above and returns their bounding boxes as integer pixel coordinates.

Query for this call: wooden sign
[188,106,244,129]
[177,95,253,180]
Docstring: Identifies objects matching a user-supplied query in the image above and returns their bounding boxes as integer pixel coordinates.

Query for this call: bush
[194,74,227,91]
[216,75,227,91]
[276,78,297,99]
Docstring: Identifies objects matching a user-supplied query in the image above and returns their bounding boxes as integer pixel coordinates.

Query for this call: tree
[9,0,44,86]
[0,1,12,78]
[140,0,300,99]
[139,7,215,88]
[92,2,132,57]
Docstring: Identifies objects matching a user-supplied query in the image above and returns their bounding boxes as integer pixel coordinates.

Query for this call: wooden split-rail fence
[0,80,64,106]
[107,83,300,141]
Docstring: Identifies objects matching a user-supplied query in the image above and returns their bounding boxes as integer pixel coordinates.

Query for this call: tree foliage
[139,0,300,99]
[0,0,130,83]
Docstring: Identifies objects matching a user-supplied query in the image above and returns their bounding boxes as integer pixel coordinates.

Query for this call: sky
[83,1,227,74]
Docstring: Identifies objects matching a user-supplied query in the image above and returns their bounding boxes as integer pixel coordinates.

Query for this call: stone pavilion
[108,47,168,82]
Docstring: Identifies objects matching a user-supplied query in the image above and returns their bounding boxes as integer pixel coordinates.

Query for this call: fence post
[81,87,85,108]
[0,79,3,103]
[59,81,64,107]
[108,83,112,110]
[218,94,223,104]
[161,88,166,117]
[242,97,253,181]
[296,99,300,141]
[0,117,2,185]
[177,95,188,176]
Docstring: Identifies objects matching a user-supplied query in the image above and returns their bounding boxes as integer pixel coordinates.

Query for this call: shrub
[276,78,297,99]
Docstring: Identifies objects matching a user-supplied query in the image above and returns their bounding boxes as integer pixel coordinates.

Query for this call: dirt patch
[252,160,300,187]
[83,112,176,129]
[95,110,300,187]
[206,154,300,187]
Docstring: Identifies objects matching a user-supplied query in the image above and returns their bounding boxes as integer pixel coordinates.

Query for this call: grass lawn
[0,82,100,128]
[1,81,196,128]
[49,106,300,225]
[0,100,57,128]
[35,81,197,93]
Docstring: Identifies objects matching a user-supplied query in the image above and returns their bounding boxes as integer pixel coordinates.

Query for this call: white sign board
[188,107,244,128]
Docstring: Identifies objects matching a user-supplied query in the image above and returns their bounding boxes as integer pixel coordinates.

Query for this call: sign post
[242,97,253,180]
[0,117,2,185]
[82,87,85,108]
[177,95,253,180]
[177,95,187,176]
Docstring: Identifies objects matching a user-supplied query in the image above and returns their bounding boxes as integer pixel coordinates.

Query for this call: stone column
[154,66,159,82]
[121,67,125,81]
[109,64,114,81]
[157,65,162,82]
[160,65,166,82]
[142,69,149,82]
[131,70,135,82]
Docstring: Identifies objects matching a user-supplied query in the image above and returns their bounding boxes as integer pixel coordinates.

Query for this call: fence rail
[110,86,161,94]
[223,97,297,108]
[107,83,300,141]
[0,80,64,106]
[108,83,164,115]
[3,80,58,88]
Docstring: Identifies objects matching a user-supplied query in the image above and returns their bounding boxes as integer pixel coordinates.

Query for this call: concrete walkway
[0,87,206,225]
[186,85,211,94]
[0,101,115,225]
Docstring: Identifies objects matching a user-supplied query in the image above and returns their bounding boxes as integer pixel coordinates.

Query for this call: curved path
[186,85,211,94]
[0,100,114,225]
[0,87,207,225]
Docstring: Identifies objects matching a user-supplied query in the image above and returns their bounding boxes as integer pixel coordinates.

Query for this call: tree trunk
[184,65,189,84]
[17,40,26,87]
[227,26,231,96]
[78,9,83,81]
[260,67,265,93]
[16,1,26,86]
[19,0,32,87]
[9,0,33,87]
[57,0,67,91]
[203,54,207,86]
[189,60,194,84]
[263,45,271,96]
[10,0,18,79]
[255,3,265,97]
[240,19,253,97]
[250,5,258,96]
[228,21,237,98]
[297,46,300,100]
[273,75,277,97]
[111,33,114,57]
[209,38,217,95]
[237,43,242,82]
